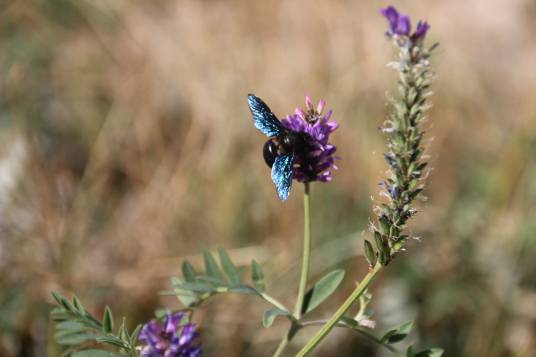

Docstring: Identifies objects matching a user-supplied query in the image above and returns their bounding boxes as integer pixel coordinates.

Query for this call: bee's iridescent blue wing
[271,154,294,201]
[248,94,283,137]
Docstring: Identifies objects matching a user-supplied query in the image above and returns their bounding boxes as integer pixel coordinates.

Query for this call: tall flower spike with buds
[364,6,436,267]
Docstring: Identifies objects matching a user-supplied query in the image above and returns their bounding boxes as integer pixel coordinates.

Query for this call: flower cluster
[281,96,339,183]
[139,312,202,357]
[380,6,429,42]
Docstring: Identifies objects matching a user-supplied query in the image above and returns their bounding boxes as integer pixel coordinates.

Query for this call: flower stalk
[273,183,312,357]
[294,182,311,319]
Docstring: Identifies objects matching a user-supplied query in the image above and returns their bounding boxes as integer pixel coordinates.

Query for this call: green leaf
[55,331,98,345]
[129,324,142,346]
[262,308,289,328]
[251,259,265,292]
[381,321,413,344]
[228,285,258,295]
[218,248,240,284]
[194,275,226,286]
[72,349,127,357]
[102,306,114,334]
[72,296,85,315]
[182,260,197,282]
[96,335,128,348]
[52,292,74,312]
[51,291,65,306]
[301,270,345,315]
[118,317,128,341]
[413,348,444,357]
[203,251,224,281]
[172,281,214,293]
[171,277,199,307]
[56,321,86,332]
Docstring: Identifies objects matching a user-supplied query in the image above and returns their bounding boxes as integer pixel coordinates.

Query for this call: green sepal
[363,240,376,267]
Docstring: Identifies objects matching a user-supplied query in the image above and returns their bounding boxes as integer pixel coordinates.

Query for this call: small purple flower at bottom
[380,6,429,42]
[281,96,339,183]
[139,312,202,357]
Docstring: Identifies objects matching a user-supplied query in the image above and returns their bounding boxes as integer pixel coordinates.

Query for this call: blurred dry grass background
[0,0,535,356]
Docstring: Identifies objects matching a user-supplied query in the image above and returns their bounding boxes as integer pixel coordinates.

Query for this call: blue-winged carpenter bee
[247,94,308,201]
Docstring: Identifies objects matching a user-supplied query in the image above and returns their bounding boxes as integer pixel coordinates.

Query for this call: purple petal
[317,99,326,113]
[139,314,202,357]
[413,21,430,40]
[380,6,399,32]
[395,15,411,35]
[295,108,306,121]
[323,109,333,121]
[164,312,184,334]
[179,324,198,346]
[380,6,414,36]
[305,95,313,110]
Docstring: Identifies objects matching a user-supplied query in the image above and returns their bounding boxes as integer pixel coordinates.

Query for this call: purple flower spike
[139,312,202,357]
[380,6,429,41]
[281,97,339,183]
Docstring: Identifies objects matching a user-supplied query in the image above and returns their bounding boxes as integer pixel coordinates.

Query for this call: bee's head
[263,139,278,168]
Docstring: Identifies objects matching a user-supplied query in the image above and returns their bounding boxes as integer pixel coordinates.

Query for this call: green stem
[261,293,291,315]
[272,183,312,357]
[296,262,382,356]
[294,182,311,318]
[273,321,300,357]
[273,332,290,357]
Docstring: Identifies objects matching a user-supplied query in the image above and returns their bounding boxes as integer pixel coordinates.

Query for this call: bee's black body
[263,130,308,168]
